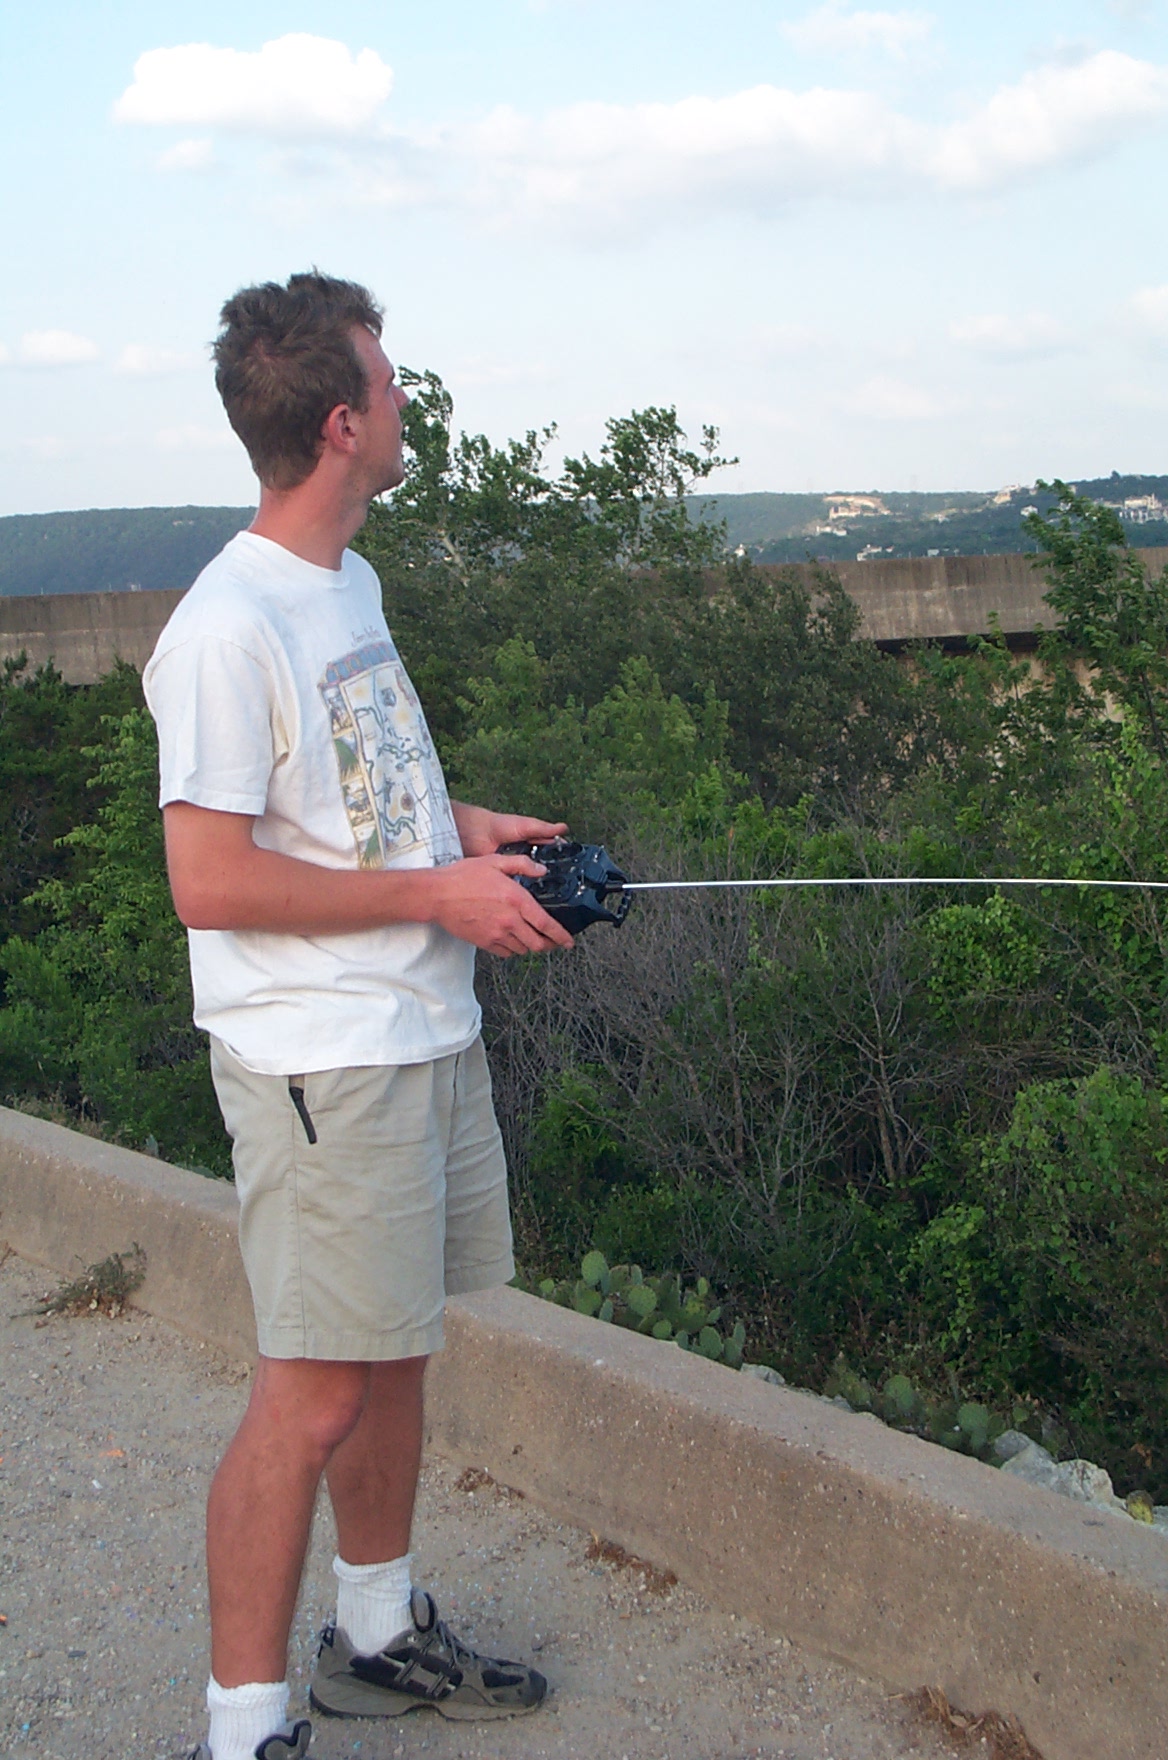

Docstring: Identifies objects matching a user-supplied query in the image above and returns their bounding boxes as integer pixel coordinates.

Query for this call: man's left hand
[452,803,568,859]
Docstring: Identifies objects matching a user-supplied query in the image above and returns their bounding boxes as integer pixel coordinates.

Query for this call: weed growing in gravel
[906,1685,1045,1760]
[585,1534,677,1595]
[22,1243,146,1319]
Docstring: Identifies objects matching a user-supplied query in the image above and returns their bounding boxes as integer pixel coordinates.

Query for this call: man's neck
[249,475,370,571]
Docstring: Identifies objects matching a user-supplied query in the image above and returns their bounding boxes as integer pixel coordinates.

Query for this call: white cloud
[114,34,393,138]
[157,137,215,172]
[448,50,1168,231]
[845,375,944,420]
[17,330,100,367]
[116,344,202,376]
[461,85,921,229]
[155,423,237,452]
[931,50,1168,189]
[949,312,1073,356]
[781,4,934,59]
[115,37,1168,237]
[1129,283,1168,338]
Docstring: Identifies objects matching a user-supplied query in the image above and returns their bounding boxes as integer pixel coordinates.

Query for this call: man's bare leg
[325,1356,427,1564]
[207,1357,371,1687]
[309,1352,547,1721]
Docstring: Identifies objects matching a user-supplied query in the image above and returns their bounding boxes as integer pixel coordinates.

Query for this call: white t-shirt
[143,530,479,1075]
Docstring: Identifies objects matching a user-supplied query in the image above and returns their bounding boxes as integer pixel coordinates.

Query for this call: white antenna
[623,877,1168,894]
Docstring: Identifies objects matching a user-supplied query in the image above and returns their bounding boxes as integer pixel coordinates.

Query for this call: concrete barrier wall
[2,1103,1167,1760]
[0,1105,253,1358]
[0,587,184,684]
[5,549,1168,681]
[841,548,1166,645]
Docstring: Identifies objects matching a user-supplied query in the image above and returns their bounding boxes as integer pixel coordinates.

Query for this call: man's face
[350,324,409,496]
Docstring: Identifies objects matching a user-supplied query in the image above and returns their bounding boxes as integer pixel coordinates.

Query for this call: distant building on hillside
[804,493,890,539]
[825,494,889,521]
[1109,495,1168,524]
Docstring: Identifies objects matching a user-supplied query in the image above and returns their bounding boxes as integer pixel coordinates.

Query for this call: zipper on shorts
[288,1078,318,1145]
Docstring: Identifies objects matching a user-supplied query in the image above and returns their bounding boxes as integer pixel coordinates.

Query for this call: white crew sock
[206,1676,289,1760]
[333,1551,414,1655]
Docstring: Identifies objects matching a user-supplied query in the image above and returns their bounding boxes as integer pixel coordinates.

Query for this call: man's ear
[320,401,359,456]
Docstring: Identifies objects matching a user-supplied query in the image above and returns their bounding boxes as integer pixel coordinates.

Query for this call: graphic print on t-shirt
[320,639,461,869]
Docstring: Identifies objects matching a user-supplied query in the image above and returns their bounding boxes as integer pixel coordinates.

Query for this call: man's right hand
[162,803,573,954]
[428,853,575,957]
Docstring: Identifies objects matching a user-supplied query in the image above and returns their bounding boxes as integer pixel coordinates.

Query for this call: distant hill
[4,476,1168,596]
[691,474,1168,565]
[0,506,253,597]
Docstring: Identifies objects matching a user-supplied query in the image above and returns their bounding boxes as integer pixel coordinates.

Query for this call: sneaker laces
[404,1592,473,1682]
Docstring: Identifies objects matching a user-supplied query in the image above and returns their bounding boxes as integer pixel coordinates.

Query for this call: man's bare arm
[163,802,575,958]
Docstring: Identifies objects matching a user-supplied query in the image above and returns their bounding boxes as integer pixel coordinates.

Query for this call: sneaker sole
[309,1682,544,1722]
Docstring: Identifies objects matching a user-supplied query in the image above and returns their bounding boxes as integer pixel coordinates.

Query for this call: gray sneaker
[310,1587,547,1721]
[185,1718,311,1759]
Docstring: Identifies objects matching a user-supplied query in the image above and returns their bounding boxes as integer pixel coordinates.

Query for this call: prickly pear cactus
[882,1373,917,1423]
[824,1357,875,1412]
[1127,1489,1155,1523]
[696,1326,723,1360]
[525,1269,1151,1521]
[526,1251,748,1370]
[581,1250,609,1290]
[817,1358,1020,1467]
[724,1321,746,1370]
[626,1283,658,1320]
[957,1402,991,1453]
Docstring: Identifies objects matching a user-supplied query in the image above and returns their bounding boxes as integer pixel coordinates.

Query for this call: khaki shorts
[209,1034,514,1362]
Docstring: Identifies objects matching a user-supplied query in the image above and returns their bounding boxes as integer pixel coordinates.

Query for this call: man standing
[143,272,572,1760]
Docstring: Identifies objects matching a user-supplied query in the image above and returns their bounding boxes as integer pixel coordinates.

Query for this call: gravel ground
[0,1248,955,1760]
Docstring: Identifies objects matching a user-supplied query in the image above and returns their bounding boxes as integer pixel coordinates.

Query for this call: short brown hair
[212,272,385,490]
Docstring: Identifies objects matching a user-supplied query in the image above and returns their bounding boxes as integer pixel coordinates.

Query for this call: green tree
[359,370,918,810]
[1026,480,1168,758]
[913,1067,1168,1484]
[0,656,142,956]
[0,708,227,1172]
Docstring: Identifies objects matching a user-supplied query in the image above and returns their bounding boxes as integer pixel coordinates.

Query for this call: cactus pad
[581,1250,609,1289]
[627,1284,658,1319]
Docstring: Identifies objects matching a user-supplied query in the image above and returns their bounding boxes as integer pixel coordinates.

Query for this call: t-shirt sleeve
[144,635,277,814]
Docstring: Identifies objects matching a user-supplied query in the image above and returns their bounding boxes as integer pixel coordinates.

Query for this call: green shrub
[0,707,229,1174]
[976,1068,1168,1487]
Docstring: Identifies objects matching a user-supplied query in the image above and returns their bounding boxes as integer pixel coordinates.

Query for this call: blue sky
[3,0,1168,513]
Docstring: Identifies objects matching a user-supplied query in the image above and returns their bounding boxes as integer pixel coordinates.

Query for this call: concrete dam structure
[3,549,1167,684]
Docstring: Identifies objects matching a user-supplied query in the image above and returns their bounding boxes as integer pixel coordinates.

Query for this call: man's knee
[249,1358,371,1461]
